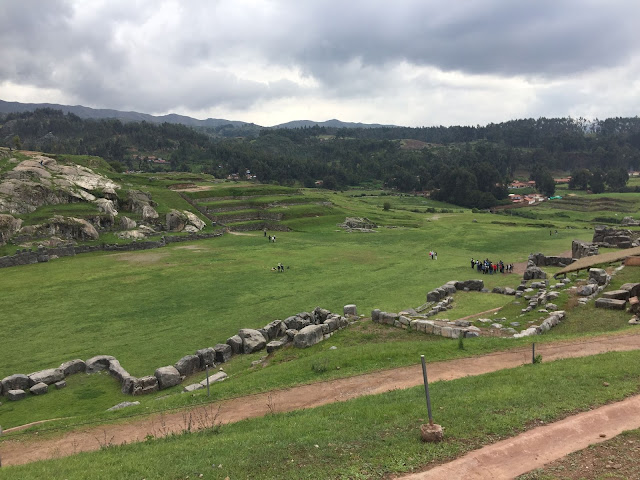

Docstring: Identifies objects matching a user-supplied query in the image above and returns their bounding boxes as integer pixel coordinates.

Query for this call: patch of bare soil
[110,252,168,263]
[1,332,640,467]
[174,244,207,251]
[227,231,255,236]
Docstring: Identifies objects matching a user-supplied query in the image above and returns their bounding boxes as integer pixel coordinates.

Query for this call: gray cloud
[1,0,639,125]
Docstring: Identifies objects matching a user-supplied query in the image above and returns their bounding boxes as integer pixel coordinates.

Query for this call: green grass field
[3,350,640,479]
[2,165,640,476]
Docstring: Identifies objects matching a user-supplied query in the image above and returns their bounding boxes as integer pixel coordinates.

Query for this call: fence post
[532,342,535,364]
[206,364,210,397]
[420,355,433,425]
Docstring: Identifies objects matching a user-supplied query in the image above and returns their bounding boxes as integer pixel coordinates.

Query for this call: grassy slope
[3,350,640,479]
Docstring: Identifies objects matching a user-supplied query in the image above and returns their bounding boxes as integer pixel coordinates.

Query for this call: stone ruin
[621,216,640,227]
[592,225,639,249]
[0,306,357,402]
[572,240,599,259]
[338,217,378,232]
[528,252,573,268]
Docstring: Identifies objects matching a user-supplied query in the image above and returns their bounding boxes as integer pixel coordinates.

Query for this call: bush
[383,201,391,211]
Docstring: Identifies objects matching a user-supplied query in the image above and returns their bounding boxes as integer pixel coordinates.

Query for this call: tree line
[1,109,639,208]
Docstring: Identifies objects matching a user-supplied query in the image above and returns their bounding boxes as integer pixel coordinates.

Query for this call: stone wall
[229,222,291,232]
[572,240,599,259]
[0,231,224,269]
[0,305,357,401]
[528,252,574,267]
[592,225,639,249]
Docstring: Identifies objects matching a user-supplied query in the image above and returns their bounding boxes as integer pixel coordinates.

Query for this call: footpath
[1,331,640,471]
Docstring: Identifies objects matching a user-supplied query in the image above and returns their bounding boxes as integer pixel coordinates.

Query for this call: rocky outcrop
[120,216,137,230]
[338,217,377,232]
[95,198,118,217]
[528,252,573,267]
[523,262,547,280]
[0,214,22,245]
[166,209,206,232]
[621,216,640,226]
[592,225,639,249]
[572,240,599,259]
[18,216,99,242]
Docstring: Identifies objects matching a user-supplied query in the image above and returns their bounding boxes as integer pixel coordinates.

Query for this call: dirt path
[2,332,640,467]
[397,394,640,480]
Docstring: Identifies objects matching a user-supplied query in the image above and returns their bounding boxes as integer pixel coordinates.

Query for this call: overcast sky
[2,0,640,127]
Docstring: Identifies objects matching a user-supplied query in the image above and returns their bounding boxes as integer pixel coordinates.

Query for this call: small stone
[603,382,610,387]
[599,433,606,438]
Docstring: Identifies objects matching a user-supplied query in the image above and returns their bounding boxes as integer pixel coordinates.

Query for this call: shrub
[383,201,391,211]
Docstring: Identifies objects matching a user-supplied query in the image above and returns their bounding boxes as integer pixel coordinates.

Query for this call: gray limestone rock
[174,354,201,377]
[595,298,627,310]
[226,335,243,354]
[7,389,26,401]
[214,343,233,364]
[293,324,324,348]
[85,355,116,373]
[343,304,357,316]
[28,368,64,386]
[29,382,48,395]
[107,401,140,411]
[2,374,30,394]
[267,338,290,353]
[195,347,216,369]
[59,359,86,376]
[238,329,267,354]
[183,383,205,393]
[55,380,67,389]
[199,372,228,386]
[154,366,181,390]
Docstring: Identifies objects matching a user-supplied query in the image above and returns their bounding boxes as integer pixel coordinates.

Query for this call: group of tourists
[264,229,277,242]
[272,263,288,272]
[471,258,513,274]
[428,250,438,260]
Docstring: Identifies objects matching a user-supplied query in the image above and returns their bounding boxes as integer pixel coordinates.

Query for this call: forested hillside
[1,109,639,208]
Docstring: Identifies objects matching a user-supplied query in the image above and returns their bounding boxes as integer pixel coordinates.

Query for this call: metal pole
[420,355,433,425]
[532,343,535,364]
[206,364,210,396]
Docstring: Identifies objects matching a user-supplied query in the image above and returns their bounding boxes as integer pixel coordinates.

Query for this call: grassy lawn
[3,350,640,479]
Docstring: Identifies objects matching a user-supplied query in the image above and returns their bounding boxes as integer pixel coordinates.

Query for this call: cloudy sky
[2,0,639,127]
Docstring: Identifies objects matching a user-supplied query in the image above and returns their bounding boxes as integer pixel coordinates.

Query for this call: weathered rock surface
[1,374,30,393]
[154,366,181,390]
[28,368,64,386]
[595,298,627,310]
[6,389,26,401]
[238,329,267,354]
[29,382,48,395]
[226,335,243,354]
[85,355,116,373]
[119,216,137,230]
[293,324,324,348]
[602,290,630,301]
[214,343,232,363]
[196,347,216,368]
[174,354,201,377]
[107,401,140,411]
[59,359,86,376]
[199,372,228,386]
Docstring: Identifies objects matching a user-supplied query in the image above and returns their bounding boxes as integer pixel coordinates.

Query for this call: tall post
[532,343,535,364]
[206,364,210,397]
[420,355,433,425]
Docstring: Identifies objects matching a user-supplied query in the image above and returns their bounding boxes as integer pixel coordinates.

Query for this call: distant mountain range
[0,100,395,130]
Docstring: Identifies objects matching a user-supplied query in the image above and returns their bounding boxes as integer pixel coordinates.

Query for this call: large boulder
[589,268,609,286]
[166,210,188,232]
[226,335,243,354]
[196,347,216,368]
[238,329,267,354]
[174,354,201,376]
[28,368,64,386]
[0,213,22,245]
[30,382,48,395]
[154,366,181,390]
[142,205,159,222]
[2,374,30,393]
[462,279,484,291]
[59,359,86,376]
[131,376,159,396]
[120,216,137,230]
[214,343,233,363]
[293,324,324,348]
[6,389,26,401]
[95,198,118,217]
[85,355,116,373]
[523,266,546,280]
[183,211,206,231]
[107,360,132,382]
[18,216,99,242]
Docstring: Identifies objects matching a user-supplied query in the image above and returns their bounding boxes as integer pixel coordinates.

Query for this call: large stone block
[602,290,630,301]
[214,343,233,363]
[226,335,243,354]
[174,354,201,377]
[2,374,30,394]
[371,309,381,322]
[7,389,26,401]
[59,359,86,376]
[199,372,228,386]
[293,324,324,348]
[107,360,131,382]
[238,328,267,354]
[30,382,48,395]
[595,298,627,310]
[132,376,158,396]
[85,355,116,373]
[343,304,357,316]
[621,283,640,298]
[154,366,181,390]
[195,347,216,368]
[267,338,290,354]
[463,279,484,291]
